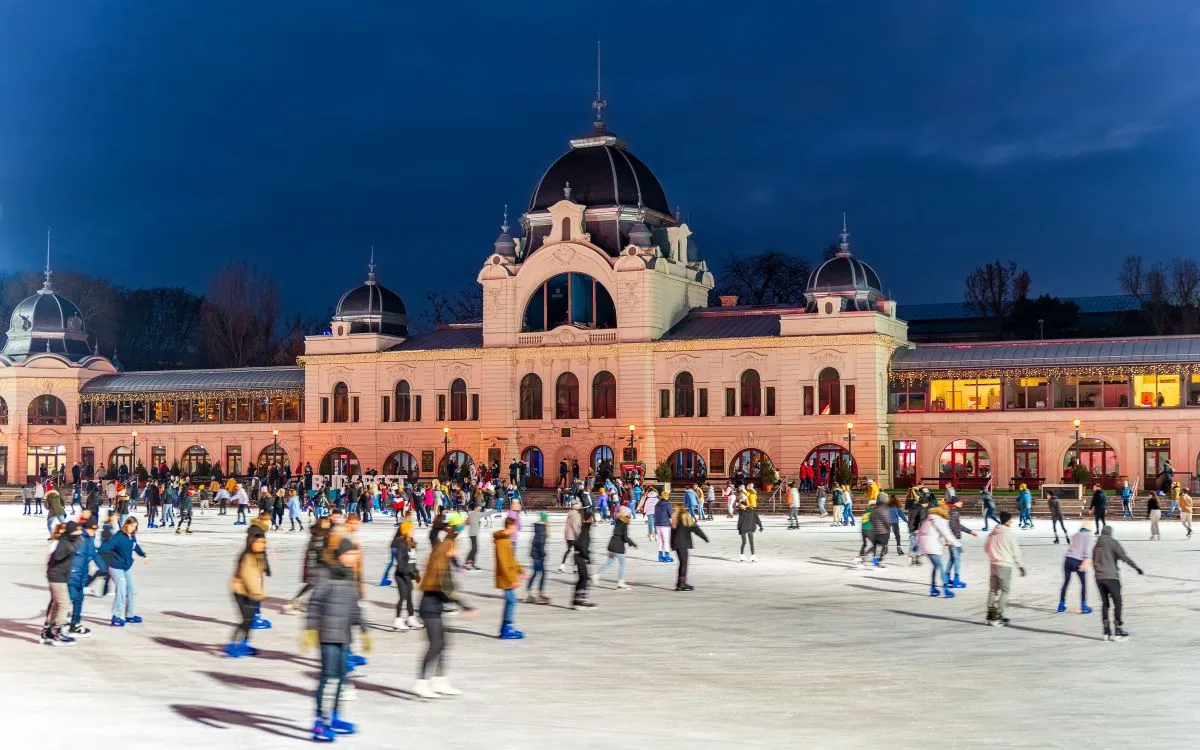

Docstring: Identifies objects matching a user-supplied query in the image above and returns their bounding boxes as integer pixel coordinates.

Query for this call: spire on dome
[591,40,608,132]
[40,228,54,294]
[501,204,510,235]
[494,204,516,258]
[837,212,851,256]
[367,246,376,284]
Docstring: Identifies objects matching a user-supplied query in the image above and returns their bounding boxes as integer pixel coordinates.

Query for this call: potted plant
[759,458,780,493]
[1070,463,1091,487]
[134,461,148,483]
[833,457,854,488]
[654,460,672,495]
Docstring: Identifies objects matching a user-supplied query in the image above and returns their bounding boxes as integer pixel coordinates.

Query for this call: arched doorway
[939,439,991,489]
[439,450,473,481]
[804,443,855,487]
[729,448,769,479]
[666,449,706,483]
[521,447,544,488]
[181,445,212,475]
[592,445,614,472]
[320,447,359,476]
[258,444,289,470]
[1064,438,1119,489]
[384,450,419,478]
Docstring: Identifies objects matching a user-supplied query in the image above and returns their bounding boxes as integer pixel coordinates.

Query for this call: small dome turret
[805,216,886,312]
[2,248,92,361]
[332,253,409,337]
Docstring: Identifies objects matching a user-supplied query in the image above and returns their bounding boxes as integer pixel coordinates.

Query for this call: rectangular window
[381,396,390,423]
[132,401,147,424]
[724,388,737,417]
[471,393,480,421]
[414,395,422,422]
[352,396,360,423]
[321,397,329,423]
[929,378,1002,411]
[237,397,250,422]
[252,397,268,422]
[660,389,670,418]
[803,385,815,415]
[437,394,446,421]
[698,388,708,417]
[887,380,927,412]
[765,387,776,416]
[283,395,300,421]
[1189,372,1200,406]
[1134,373,1180,408]
[1054,376,1131,409]
[893,440,916,487]
[176,399,191,424]
[1004,377,1049,410]
[844,385,855,415]
[1014,439,1039,482]
[151,446,166,468]
[225,446,243,476]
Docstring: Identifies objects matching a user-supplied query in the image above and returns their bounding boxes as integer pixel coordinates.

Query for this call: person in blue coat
[67,518,107,637]
[98,516,148,626]
[653,494,674,562]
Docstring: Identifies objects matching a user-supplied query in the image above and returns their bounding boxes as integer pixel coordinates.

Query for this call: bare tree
[715,251,810,306]
[272,312,327,365]
[1120,255,1172,334]
[118,287,204,369]
[1171,258,1200,334]
[1119,255,1143,300]
[964,260,1030,334]
[201,263,280,367]
[421,286,483,328]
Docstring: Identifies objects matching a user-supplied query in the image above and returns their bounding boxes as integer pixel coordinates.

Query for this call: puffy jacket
[306,563,362,645]
[574,523,592,564]
[493,531,523,589]
[47,536,79,583]
[1092,527,1139,580]
[917,513,959,555]
[45,490,65,517]
[1090,489,1108,510]
[654,499,673,526]
[230,552,267,600]
[868,500,891,537]
[70,530,106,581]
[736,506,763,534]
[670,520,709,551]
[530,522,547,561]
[563,509,581,541]
[607,518,637,554]
[98,531,145,570]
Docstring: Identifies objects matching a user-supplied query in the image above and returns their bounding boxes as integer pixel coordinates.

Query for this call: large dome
[529,131,669,215]
[2,272,92,361]
[807,253,883,295]
[333,265,409,337]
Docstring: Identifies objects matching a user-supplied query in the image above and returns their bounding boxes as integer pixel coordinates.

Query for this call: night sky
[2,1,1198,319]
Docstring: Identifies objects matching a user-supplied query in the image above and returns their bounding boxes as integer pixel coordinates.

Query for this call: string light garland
[888,365,1188,384]
[79,388,303,406]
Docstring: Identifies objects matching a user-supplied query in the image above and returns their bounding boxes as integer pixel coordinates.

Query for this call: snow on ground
[1,505,1196,749]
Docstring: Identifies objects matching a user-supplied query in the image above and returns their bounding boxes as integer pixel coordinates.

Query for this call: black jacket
[607,519,637,554]
[47,537,80,583]
[306,563,362,645]
[869,501,891,538]
[1090,489,1108,510]
[670,522,709,551]
[736,507,763,534]
[574,523,592,564]
[531,522,547,560]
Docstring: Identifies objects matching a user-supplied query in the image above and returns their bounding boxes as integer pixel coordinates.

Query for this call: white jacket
[983,524,1023,568]
[917,514,959,555]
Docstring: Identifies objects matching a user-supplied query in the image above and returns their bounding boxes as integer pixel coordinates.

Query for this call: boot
[499,623,524,640]
[311,719,336,743]
[952,577,967,589]
[1080,603,1093,614]
[664,553,673,562]
[616,580,630,590]
[39,627,54,645]
[942,586,956,599]
[186,528,193,534]
[1057,601,1067,613]
[406,615,424,629]
[535,594,552,605]
[380,577,392,587]
[929,586,941,597]
[1111,627,1130,641]
[393,617,409,631]
[329,713,357,735]
[224,641,248,658]
[739,554,745,562]
[525,593,538,604]
[176,527,182,535]
[412,679,439,699]
[750,554,757,563]
[431,676,463,696]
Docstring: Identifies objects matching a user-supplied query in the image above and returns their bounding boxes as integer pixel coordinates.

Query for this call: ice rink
[2,504,1196,749]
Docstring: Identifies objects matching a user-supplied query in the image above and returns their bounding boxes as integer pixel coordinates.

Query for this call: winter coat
[1092,527,1139,580]
[70,530,106,581]
[230,552,267,601]
[1090,489,1108,510]
[305,563,362,645]
[736,506,763,534]
[984,524,1024,568]
[574,523,592,564]
[670,521,708,551]
[563,509,581,541]
[45,490,65,517]
[654,499,673,527]
[1047,495,1063,519]
[917,514,959,556]
[530,522,547,561]
[98,531,145,570]
[493,531,523,590]
[868,500,891,538]
[607,518,637,554]
[47,536,79,583]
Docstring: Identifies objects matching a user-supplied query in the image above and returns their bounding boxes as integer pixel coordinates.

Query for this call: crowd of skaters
[27,456,1195,741]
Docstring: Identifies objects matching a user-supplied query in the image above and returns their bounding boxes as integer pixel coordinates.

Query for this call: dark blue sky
[2,1,1199,317]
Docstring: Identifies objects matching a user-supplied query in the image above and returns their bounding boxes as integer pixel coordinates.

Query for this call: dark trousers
[890,522,903,550]
[740,532,755,554]
[573,554,589,602]
[1097,578,1123,633]
[236,506,247,523]
[676,548,689,584]
[395,575,414,618]
[561,540,576,566]
[870,533,890,560]
[317,643,347,720]
[232,593,256,642]
[418,595,446,679]
[1093,508,1107,532]
[68,579,85,626]
[466,536,479,567]
[1051,516,1069,538]
[983,506,1001,529]
[1061,557,1088,604]
[527,558,546,592]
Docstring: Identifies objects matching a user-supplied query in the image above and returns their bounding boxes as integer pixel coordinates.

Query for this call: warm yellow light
[628,424,636,433]
[131,430,137,438]
[1073,419,1081,428]
[846,422,853,430]
[443,427,450,434]
[273,429,279,437]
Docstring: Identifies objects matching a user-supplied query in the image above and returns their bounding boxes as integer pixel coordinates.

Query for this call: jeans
[927,553,950,588]
[842,504,854,525]
[527,559,546,593]
[163,505,175,526]
[597,552,626,580]
[68,579,85,626]
[1092,508,1107,532]
[501,588,517,626]
[1060,557,1087,604]
[982,506,1000,529]
[788,507,799,527]
[1121,500,1134,519]
[47,514,66,536]
[947,545,963,581]
[817,496,827,516]
[111,567,136,618]
[236,505,247,523]
[1149,509,1161,539]
[382,549,398,580]
[317,643,347,721]
[419,595,446,679]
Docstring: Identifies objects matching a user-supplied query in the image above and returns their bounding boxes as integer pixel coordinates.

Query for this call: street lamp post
[131,430,138,481]
[1073,419,1081,467]
[845,422,854,482]
[627,423,636,454]
[442,427,451,478]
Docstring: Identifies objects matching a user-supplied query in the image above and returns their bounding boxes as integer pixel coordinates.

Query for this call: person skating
[44,482,66,539]
[494,516,525,639]
[233,482,250,525]
[573,508,597,609]
[1091,526,1143,641]
[1120,481,1134,519]
[525,512,551,604]
[787,481,801,529]
[595,506,636,589]
[227,526,268,657]
[1089,484,1108,534]
[866,495,892,568]
[907,491,930,566]
[917,504,959,597]
[945,496,977,587]
[98,516,147,626]
[736,499,763,562]
[654,493,674,562]
[41,522,80,646]
[1047,491,1069,543]
[304,537,370,739]
[980,483,1000,531]
[1058,524,1095,614]
[284,516,332,614]
[1146,492,1161,541]
[287,487,304,532]
[67,518,105,637]
[983,511,1026,626]
[671,502,709,590]
[412,524,476,699]
[464,501,482,571]
[391,522,421,631]
[1016,484,1033,529]
[1179,490,1193,539]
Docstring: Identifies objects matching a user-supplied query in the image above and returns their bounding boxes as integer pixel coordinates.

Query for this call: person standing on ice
[983,511,1025,626]
[1058,523,1095,614]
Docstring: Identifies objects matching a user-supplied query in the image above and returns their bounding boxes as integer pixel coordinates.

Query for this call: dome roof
[529,130,669,215]
[807,253,883,294]
[2,272,92,361]
[333,265,409,337]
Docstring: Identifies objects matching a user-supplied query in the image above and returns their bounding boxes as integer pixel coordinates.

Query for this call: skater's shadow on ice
[164,610,235,627]
[806,558,853,569]
[170,704,310,740]
[201,670,308,697]
[301,672,418,700]
[0,617,43,642]
[887,609,1107,641]
[13,582,46,592]
[847,583,928,598]
[153,636,315,665]
[447,626,498,639]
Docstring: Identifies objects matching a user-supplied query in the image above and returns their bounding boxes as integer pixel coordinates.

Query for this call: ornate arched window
[522,273,617,332]
[449,378,468,422]
[332,382,349,423]
[556,372,580,419]
[819,367,841,415]
[519,374,543,420]
[28,394,67,425]
[592,371,616,419]
[0,396,9,425]
[740,369,762,417]
[674,372,695,417]
[395,380,412,422]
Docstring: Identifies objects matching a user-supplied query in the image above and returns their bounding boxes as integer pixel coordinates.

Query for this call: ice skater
[226,526,267,657]
[670,502,709,590]
[412,523,476,698]
[1058,523,1094,614]
[304,537,369,740]
[983,511,1025,626]
[1091,527,1143,641]
[1047,491,1069,544]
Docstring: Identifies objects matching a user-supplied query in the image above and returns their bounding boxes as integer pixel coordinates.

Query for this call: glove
[360,629,374,654]
[1136,568,1145,575]
[1018,567,1027,577]
[301,629,318,652]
